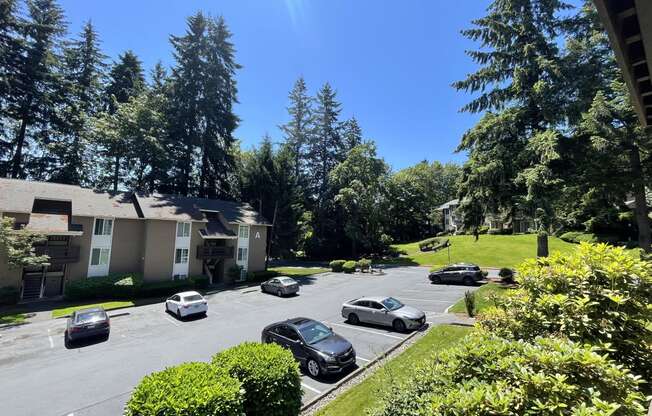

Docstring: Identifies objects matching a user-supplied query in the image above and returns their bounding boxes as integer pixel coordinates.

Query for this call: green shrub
[64,273,141,301]
[136,279,195,298]
[211,342,302,416]
[247,270,279,282]
[191,276,210,289]
[342,260,357,273]
[0,286,19,305]
[498,267,514,283]
[418,237,440,251]
[463,290,476,317]
[560,231,598,244]
[227,265,242,280]
[329,260,346,272]
[125,362,243,416]
[370,333,647,416]
[358,258,371,272]
[479,243,652,383]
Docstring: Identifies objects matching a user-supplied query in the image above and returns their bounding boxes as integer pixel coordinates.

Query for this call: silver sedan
[341,296,426,332]
[261,276,300,297]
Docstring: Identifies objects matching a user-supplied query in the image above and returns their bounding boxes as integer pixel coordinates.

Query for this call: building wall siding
[142,220,175,282]
[109,219,145,275]
[188,221,205,276]
[66,216,94,282]
[248,225,267,272]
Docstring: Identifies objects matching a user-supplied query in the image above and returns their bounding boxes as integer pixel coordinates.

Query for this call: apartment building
[0,178,270,301]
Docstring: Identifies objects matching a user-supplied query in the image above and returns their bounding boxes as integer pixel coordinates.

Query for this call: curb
[300,327,422,414]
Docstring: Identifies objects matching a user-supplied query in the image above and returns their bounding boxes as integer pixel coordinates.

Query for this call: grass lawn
[268,266,330,277]
[448,282,512,315]
[0,312,28,326]
[391,234,576,269]
[52,300,135,318]
[316,324,472,416]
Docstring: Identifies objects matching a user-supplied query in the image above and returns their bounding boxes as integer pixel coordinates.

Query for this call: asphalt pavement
[0,266,475,416]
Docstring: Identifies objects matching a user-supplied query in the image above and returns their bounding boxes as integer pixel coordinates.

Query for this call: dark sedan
[261,276,300,297]
[262,317,356,378]
[66,307,110,343]
[429,263,484,285]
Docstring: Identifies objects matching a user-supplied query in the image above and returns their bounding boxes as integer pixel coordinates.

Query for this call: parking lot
[0,266,474,416]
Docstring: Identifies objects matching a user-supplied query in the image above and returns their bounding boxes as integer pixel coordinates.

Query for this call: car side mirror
[329,326,333,331]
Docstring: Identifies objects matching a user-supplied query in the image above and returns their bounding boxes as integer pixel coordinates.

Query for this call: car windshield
[280,278,296,285]
[183,294,203,302]
[297,321,332,345]
[381,297,403,311]
[75,311,105,324]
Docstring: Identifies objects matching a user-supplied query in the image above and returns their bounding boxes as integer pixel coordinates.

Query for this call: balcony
[196,245,234,260]
[34,245,81,264]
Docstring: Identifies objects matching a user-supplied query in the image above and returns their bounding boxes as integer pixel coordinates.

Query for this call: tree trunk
[537,231,549,257]
[113,156,120,192]
[10,116,29,178]
[628,145,651,253]
[265,201,278,270]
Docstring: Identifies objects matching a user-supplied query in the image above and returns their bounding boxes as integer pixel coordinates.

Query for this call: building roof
[0,178,140,219]
[437,199,459,211]
[135,193,271,225]
[198,220,238,239]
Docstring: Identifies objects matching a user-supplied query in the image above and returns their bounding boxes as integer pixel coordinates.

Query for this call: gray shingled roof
[135,193,271,225]
[0,178,140,219]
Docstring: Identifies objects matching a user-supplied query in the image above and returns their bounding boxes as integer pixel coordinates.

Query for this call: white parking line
[328,322,404,340]
[356,355,372,362]
[47,329,54,348]
[163,316,181,327]
[301,382,322,394]
[396,297,452,303]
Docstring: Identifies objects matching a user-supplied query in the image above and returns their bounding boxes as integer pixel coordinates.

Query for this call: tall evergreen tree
[340,116,362,153]
[4,0,66,179]
[279,77,313,180]
[104,50,144,112]
[0,0,22,162]
[50,21,106,185]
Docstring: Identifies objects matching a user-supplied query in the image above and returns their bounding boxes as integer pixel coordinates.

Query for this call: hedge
[560,231,597,244]
[64,274,207,301]
[418,237,450,252]
[125,362,243,416]
[329,260,346,272]
[358,258,371,272]
[247,270,279,282]
[371,333,647,416]
[211,342,302,416]
[135,279,196,298]
[0,286,20,305]
[342,260,357,273]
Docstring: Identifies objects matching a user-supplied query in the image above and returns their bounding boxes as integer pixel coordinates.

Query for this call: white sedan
[165,291,208,318]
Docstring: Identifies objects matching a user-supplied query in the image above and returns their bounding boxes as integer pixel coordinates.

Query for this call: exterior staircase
[21,276,42,301]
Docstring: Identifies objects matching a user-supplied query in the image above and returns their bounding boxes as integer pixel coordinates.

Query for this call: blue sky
[59,1,508,170]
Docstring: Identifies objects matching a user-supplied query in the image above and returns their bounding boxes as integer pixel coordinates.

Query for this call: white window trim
[176,221,191,238]
[172,222,191,279]
[88,217,114,277]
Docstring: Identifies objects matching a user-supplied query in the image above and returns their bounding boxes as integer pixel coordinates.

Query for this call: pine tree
[340,116,362,153]
[50,21,106,185]
[105,50,145,112]
[4,0,66,179]
[0,0,22,164]
[280,77,313,180]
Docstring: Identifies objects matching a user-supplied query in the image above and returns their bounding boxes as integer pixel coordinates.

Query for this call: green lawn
[52,300,135,318]
[448,282,511,315]
[268,266,330,277]
[391,234,576,269]
[316,325,472,416]
[0,312,28,326]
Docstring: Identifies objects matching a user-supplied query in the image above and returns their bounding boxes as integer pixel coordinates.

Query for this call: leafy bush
[191,276,210,289]
[370,333,647,416]
[498,267,514,283]
[463,290,476,317]
[0,286,19,305]
[342,260,357,273]
[136,279,195,298]
[418,237,450,252]
[329,260,346,272]
[64,273,141,301]
[125,362,243,416]
[227,265,242,280]
[560,231,598,244]
[479,243,652,382]
[247,270,279,282]
[211,342,302,416]
[358,258,371,272]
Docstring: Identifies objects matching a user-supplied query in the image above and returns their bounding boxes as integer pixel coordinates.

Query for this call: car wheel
[393,319,406,333]
[430,275,441,284]
[264,335,274,344]
[277,289,283,297]
[307,359,321,377]
[165,303,169,313]
[463,276,474,286]
[176,308,182,319]
[348,313,360,325]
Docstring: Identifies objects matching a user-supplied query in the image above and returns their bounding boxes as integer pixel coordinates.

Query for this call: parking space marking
[396,297,452,303]
[163,316,181,327]
[301,382,322,394]
[328,322,404,340]
[47,329,54,348]
[356,355,372,362]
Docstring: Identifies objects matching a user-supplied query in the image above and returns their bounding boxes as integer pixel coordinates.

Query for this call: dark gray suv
[429,263,484,285]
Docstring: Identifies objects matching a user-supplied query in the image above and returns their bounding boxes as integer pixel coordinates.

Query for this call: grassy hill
[391,234,576,269]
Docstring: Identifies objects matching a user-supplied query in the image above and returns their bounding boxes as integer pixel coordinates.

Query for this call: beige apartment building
[0,178,270,301]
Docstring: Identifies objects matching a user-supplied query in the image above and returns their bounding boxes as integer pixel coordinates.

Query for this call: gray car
[261,276,300,297]
[429,263,484,285]
[66,307,110,343]
[341,296,425,332]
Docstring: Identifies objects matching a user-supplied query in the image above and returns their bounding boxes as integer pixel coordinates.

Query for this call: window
[237,247,248,262]
[238,225,249,238]
[277,326,300,342]
[174,248,189,264]
[93,218,113,236]
[176,222,191,237]
[90,248,110,266]
[369,302,385,310]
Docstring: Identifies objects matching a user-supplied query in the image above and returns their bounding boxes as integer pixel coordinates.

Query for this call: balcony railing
[34,245,81,264]
[196,245,234,260]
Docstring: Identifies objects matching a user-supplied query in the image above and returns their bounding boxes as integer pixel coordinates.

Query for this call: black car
[262,317,356,377]
[66,307,110,343]
[429,263,484,285]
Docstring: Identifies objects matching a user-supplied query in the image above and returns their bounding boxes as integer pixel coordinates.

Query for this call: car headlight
[318,351,337,362]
